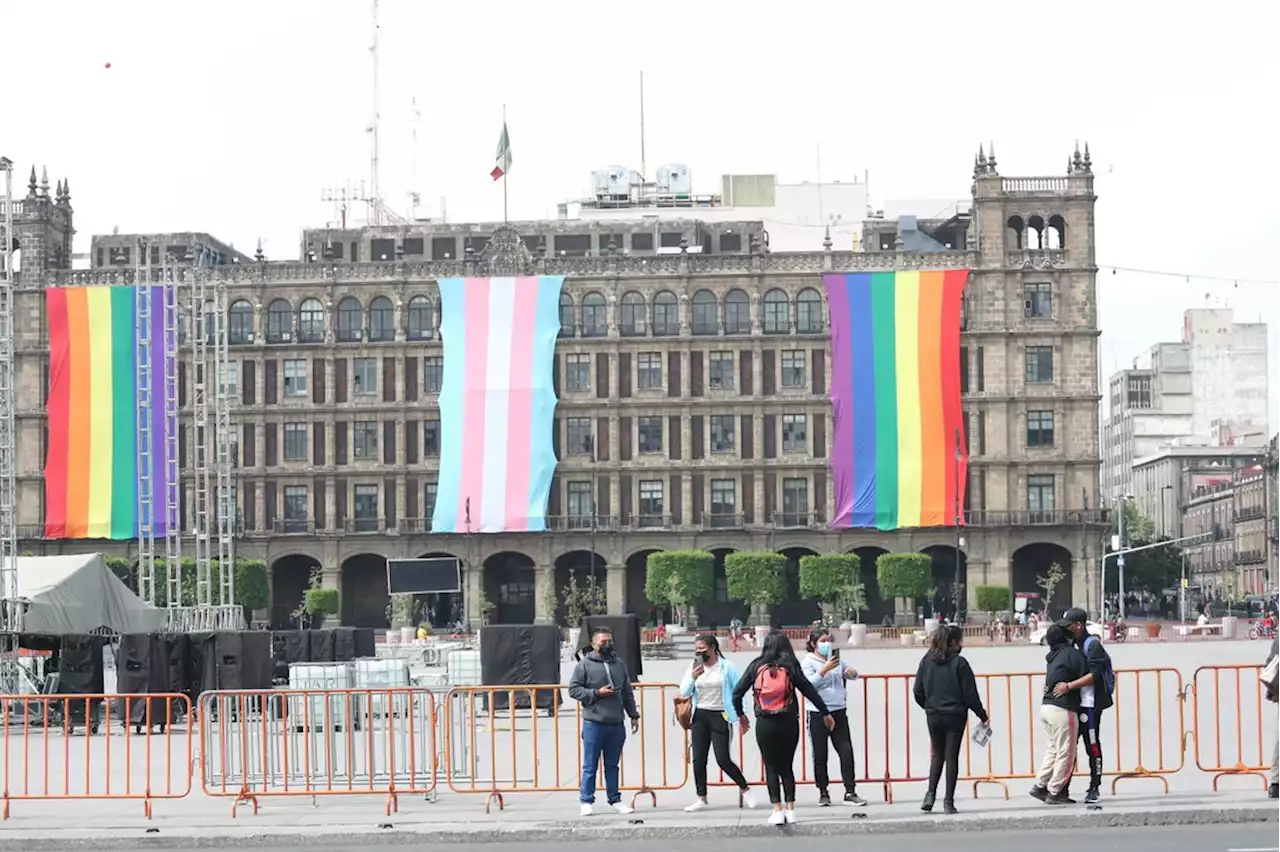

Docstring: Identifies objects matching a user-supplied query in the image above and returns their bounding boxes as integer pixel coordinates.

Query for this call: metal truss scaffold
[0,158,19,635]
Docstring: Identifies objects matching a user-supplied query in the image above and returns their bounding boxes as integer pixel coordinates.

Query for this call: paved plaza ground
[0,637,1274,844]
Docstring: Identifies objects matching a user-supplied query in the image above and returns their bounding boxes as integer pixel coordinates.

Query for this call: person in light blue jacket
[800,628,867,806]
[678,634,756,812]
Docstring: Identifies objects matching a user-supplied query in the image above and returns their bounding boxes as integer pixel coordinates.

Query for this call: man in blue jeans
[567,626,641,816]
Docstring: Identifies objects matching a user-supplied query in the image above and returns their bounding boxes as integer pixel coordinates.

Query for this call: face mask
[698,650,711,662]
[817,641,833,657]
[597,643,614,657]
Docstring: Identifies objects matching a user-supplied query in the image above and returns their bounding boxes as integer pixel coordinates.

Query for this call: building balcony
[547,514,618,532]
[966,509,1109,527]
[772,511,823,530]
[1234,549,1266,566]
[272,518,314,535]
[1235,506,1265,522]
[1007,249,1069,270]
[703,513,745,530]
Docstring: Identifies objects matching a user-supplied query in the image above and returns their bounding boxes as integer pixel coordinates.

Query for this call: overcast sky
[6,1,1277,429]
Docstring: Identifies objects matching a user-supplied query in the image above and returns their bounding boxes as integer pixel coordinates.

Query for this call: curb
[0,805,1274,849]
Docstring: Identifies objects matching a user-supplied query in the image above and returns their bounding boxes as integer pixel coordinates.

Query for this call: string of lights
[1099,265,1279,286]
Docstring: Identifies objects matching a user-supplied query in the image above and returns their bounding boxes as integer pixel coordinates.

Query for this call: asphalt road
[102,824,1279,852]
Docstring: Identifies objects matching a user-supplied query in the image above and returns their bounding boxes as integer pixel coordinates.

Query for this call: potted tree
[799,553,861,641]
[645,550,715,630]
[876,553,932,636]
[563,574,607,650]
[304,587,339,629]
[724,551,786,640]
[234,559,270,626]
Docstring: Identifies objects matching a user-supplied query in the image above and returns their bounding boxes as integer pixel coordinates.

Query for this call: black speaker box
[480,624,562,712]
[58,634,105,730]
[352,628,376,659]
[308,629,334,663]
[117,633,188,730]
[332,628,357,662]
[579,614,643,680]
[187,631,274,696]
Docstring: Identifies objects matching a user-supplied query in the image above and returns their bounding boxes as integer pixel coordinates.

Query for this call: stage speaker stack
[308,629,334,663]
[58,634,106,733]
[117,633,189,732]
[352,627,376,659]
[187,631,274,698]
[332,628,357,662]
[479,624,562,713]
[579,614,643,680]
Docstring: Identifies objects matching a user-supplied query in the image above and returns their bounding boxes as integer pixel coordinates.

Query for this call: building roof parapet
[48,247,979,287]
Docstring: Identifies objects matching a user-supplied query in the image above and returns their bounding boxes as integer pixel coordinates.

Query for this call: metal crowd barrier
[442,682,687,812]
[1189,664,1274,790]
[707,668,1186,802]
[0,693,192,819]
[198,687,437,816]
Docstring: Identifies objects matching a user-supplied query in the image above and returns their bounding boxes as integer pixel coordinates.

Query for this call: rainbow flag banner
[431,276,563,533]
[44,286,178,540]
[824,270,970,530]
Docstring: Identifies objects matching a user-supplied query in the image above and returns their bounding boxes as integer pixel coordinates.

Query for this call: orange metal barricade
[198,687,437,816]
[1190,664,1274,790]
[442,682,688,812]
[706,667,1185,802]
[0,692,192,819]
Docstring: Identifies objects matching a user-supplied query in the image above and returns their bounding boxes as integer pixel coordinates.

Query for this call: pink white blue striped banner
[431,276,563,533]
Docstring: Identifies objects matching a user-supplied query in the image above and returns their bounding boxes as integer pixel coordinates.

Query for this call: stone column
[534,565,556,625]
[466,565,485,628]
[606,564,626,615]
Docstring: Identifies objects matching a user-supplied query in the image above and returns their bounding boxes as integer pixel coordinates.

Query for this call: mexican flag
[491,122,511,181]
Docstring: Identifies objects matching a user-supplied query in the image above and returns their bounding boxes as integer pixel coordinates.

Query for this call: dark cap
[1061,607,1088,624]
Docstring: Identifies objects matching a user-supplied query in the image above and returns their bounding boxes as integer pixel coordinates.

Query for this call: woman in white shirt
[678,634,756,811]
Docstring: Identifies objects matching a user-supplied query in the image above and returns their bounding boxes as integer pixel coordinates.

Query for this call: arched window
[228,299,254,344]
[1026,215,1045,251]
[1006,216,1025,250]
[266,299,292,344]
[581,292,607,338]
[298,298,325,343]
[1047,214,1066,250]
[336,296,362,342]
[724,289,750,334]
[406,295,433,340]
[619,291,646,336]
[652,291,678,336]
[368,295,394,342]
[558,292,576,338]
[763,289,789,334]
[796,288,823,333]
[691,289,717,335]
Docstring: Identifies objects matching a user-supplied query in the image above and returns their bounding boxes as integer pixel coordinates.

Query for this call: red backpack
[753,664,793,715]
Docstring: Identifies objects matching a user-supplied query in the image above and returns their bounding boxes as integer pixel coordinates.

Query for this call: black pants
[755,714,800,804]
[691,708,749,796]
[808,708,857,795]
[926,714,966,801]
[1074,706,1104,791]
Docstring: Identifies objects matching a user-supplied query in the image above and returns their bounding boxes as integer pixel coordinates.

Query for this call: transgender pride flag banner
[431,276,564,533]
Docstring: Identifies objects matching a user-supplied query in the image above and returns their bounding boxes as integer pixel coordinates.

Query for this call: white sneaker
[741,789,758,809]
[685,799,710,813]
[783,809,797,824]
[612,802,635,815]
[768,810,786,826]
[580,803,594,817]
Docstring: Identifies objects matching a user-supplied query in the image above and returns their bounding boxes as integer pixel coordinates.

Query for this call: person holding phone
[678,634,756,811]
[801,628,867,806]
[567,626,641,817]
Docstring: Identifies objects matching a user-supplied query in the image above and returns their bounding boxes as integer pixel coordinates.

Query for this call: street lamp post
[1118,495,1131,620]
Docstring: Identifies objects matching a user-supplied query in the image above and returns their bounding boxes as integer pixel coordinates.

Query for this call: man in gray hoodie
[567,626,641,816]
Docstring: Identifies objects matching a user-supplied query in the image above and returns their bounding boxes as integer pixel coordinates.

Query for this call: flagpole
[502,104,508,223]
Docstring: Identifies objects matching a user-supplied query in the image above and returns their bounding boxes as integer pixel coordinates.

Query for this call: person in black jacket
[731,631,833,826]
[1059,608,1114,803]
[1030,623,1088,805]
[913,624,988,814]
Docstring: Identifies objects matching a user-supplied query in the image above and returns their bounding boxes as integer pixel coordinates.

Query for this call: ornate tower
[12,166,75,279]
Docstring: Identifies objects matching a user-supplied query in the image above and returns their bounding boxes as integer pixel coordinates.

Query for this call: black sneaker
[1045,793,1075,805]
[817,791,832,807]
[1029,785,1049,802]
[1084,787,1100,804]
[1269,783,1278,799]
[844,792,868,806]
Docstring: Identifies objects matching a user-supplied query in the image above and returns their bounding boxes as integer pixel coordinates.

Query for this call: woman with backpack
[732,631,834,825]
[912,624,988,814]
[678,634,757,811]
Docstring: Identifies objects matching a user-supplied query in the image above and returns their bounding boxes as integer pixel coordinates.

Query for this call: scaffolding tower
[135,243,183,613]
[0,158,19,636]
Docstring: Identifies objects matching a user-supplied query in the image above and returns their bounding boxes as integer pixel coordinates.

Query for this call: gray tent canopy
[9,553,165,635]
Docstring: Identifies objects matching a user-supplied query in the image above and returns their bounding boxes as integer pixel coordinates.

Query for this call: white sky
[6,1,1278,427]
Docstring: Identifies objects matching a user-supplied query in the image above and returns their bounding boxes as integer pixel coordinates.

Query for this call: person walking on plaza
[679,634,757,812]
[1059,608,1114,804]
[912,624,988,814]
[801,628,868,807]
[1030,623,1088,805]
[567,626,641,817]
[732,631,834,826]
[1265,636,1279,799]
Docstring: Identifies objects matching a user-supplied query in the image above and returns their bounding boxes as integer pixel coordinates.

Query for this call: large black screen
[386,557,462,594]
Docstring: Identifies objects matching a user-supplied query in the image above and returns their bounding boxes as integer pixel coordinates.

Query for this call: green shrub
[645,550,714,607]
[875,553,931,600]
[723,551,786,606]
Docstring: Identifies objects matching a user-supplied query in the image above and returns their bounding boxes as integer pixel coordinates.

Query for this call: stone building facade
[7,145,1105,628]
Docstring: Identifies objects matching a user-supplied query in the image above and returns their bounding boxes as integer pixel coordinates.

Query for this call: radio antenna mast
[408,97,421,219]
[368,0,383,225]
